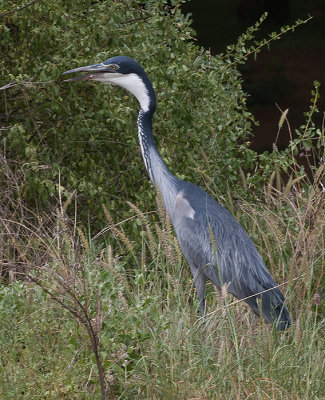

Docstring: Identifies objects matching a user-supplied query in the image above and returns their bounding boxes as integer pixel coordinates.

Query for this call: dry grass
[0,152,324,399]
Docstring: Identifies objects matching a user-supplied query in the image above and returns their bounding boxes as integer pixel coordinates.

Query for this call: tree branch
[0,0,42,20]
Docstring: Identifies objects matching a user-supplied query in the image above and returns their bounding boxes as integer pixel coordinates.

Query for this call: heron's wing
[173,184,284,303]
[171,182,290,328]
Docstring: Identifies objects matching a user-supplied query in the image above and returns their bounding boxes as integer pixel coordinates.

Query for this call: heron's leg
[189,264,208,316]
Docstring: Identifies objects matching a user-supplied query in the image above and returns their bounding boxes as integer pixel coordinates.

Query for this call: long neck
[137,109,178,213]
[124,70,179,214]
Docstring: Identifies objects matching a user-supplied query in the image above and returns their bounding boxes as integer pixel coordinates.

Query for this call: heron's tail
[246,289,291,330]
[268,295,291,331]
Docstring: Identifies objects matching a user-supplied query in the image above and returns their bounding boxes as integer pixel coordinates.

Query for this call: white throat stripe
[96,72,150,112]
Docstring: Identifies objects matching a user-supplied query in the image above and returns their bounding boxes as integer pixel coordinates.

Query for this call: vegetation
[0,0,324,399]
[0,157,324,399]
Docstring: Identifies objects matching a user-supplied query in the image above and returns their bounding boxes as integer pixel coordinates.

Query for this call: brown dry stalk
[102,204,133,252]
[173,236,183,265]
[221,283,228,301]
[99,246,131,294]
[155,184,166,225]
[127,201,157,259]
[77,227,90,254]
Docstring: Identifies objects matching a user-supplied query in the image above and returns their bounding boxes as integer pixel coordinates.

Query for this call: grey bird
[63,56,290,330]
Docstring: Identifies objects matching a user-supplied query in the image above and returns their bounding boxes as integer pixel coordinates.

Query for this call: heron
[63,56,290,330]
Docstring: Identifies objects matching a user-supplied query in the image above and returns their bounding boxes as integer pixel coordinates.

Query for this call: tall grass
[0,147,324,399]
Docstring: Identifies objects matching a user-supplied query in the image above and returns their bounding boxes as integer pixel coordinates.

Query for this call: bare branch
[0,0,42,20]
[0,82,19,91]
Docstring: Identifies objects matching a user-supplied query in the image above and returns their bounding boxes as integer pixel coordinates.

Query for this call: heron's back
[172,181,290,329]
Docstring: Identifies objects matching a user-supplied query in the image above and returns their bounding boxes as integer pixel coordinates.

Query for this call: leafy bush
[0,1,261,224]
[1,1,318,232]
[1,1,324,398]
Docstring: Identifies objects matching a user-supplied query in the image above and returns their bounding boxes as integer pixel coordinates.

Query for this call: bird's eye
[110,64,118,70]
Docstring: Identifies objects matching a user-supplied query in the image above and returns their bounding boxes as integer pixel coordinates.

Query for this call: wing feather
[172,181,290,328]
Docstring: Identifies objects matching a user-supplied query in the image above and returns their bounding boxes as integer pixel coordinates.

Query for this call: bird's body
[64,56,290,330]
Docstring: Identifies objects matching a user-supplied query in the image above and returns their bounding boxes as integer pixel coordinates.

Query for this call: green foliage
[1,2,324,398]
[1,0,203,221]
[0,282,90,398]
[0,0,250,226]
[1,1,318,235]
[0,1,315,234]
[0,188,324,398]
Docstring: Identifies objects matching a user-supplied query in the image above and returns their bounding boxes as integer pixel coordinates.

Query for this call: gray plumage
[63,56,290,330]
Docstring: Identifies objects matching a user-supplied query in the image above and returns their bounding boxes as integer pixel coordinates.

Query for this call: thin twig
[92,210,155,240]
[0,0,42,19]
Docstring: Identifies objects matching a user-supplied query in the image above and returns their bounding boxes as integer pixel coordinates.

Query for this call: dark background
[182,0,325,153]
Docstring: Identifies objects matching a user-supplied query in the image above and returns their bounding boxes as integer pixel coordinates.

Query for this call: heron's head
[63,56,155,112]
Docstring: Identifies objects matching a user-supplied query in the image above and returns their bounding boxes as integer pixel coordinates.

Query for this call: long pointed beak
[62,63,114,82]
